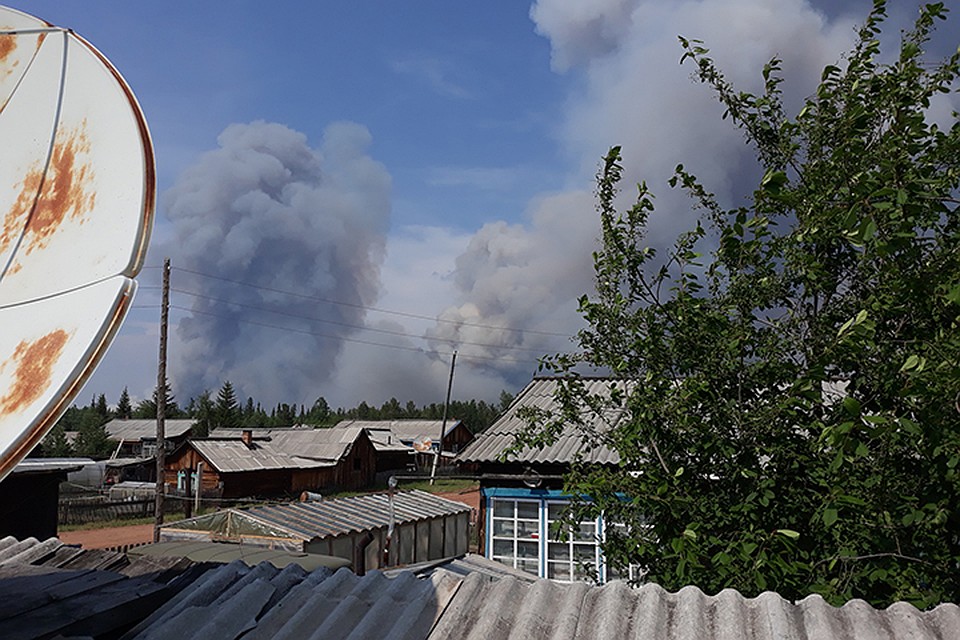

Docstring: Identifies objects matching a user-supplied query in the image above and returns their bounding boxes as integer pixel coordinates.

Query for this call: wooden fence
[58,496,179,526]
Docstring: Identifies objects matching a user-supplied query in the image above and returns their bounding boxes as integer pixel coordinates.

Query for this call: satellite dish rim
[0,278,136,480]
[68,30,156,277]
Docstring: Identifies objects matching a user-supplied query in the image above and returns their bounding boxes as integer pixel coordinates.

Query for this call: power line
[165,287,559,354]
[165,265,572,338]
[166,304,544,366]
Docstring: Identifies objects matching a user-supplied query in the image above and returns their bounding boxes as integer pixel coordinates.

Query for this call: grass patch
[322,477,478,500]
[398,478,477,494]
[59,508,214,531]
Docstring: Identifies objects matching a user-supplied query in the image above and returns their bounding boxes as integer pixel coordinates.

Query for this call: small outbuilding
[159,489,471,572]
[0,458,84,540]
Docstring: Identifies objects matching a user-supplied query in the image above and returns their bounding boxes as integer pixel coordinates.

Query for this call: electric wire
[160,304,545,365]
[162,287,558,354]
[141,265,570,338]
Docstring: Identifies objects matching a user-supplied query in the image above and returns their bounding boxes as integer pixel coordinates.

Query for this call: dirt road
[59,523,155,549]
[57,487,480,550]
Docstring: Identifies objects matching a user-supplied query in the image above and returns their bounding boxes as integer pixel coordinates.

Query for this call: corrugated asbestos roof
[188,427,366,473]
[334,419,464,442]
[105,419,196,442]
[2,536,959,639]
[163,490,472,542]
[429,574,960,640]
[11,458,87,474]
[458,378,624,465]
[189,440,334,473]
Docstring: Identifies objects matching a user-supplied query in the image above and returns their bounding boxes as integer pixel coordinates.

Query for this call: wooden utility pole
[431,350,457,485]
[153,258,170,542]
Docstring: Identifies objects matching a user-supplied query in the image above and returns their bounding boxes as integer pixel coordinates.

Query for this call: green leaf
[900,354,920,372]
[823,509,838,527]
[776,529,800,539]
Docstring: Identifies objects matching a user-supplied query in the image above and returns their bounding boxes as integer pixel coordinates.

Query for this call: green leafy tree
[530,3,960,608]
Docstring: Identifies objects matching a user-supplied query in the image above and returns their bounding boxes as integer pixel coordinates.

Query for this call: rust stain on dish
[0,123,96,267]
[0,31,15,81]
[0,329,71,416]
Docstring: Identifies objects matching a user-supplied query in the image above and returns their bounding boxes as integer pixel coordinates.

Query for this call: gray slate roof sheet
[458,378,623,465]
[334,419,463,442]
[2,536,959,639]
[105,419,196,442]
[189,427,366,473]
[163,490,472,542]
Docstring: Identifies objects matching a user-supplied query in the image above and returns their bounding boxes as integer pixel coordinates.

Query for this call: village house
[457,377,627,583]
[331,418,474,472]
[164,426,376,499]
[103,418,197,458]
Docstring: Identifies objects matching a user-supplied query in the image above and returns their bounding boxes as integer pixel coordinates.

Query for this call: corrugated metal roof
[162,490,472,543]
[105,419,196,442]
[458,378,624,465]
[334,419,464,442]
[2,536,959,639]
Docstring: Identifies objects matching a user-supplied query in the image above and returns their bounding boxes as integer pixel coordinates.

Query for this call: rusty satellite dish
[0,6,155,480]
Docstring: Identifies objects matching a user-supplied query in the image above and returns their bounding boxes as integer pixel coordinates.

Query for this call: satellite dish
[0,6,155,481]
[413,437,432,453]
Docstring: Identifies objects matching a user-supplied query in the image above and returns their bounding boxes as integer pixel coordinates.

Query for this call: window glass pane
[517,501,539,520]
[517,540,539,559]
[493,539,514,558]
[547,542,570,561]
[575,562,598,581]
[493,500,514,518]
[547,562,571,581]
[574,543,595,562]
[517,559,539,575]
[574,522,596,542]
[547,522,572,542]
[492,519,515,538]
[547,502,566,520]
[517,520,540,538]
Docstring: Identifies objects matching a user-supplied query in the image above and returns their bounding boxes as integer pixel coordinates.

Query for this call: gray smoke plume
[424,0,861,381]
[163,120,391,405]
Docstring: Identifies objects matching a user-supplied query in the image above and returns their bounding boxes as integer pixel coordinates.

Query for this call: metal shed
[159,489,471,572]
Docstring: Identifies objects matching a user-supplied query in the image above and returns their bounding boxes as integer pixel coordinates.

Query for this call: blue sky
[9,1,958,411]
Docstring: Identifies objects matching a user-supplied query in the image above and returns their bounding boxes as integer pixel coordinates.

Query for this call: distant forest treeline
[36,381,514,459]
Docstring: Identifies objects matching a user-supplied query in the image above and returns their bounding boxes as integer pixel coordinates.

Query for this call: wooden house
[332,419,474,471]
[457,377,626,583]
[164,427,376,500]
[104,418,196,458]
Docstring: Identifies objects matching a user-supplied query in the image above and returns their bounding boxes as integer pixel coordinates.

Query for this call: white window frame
[544,500,602,583]
[489,498,542,576]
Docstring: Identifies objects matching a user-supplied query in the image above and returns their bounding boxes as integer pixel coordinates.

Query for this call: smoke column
[163,120,391,405]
